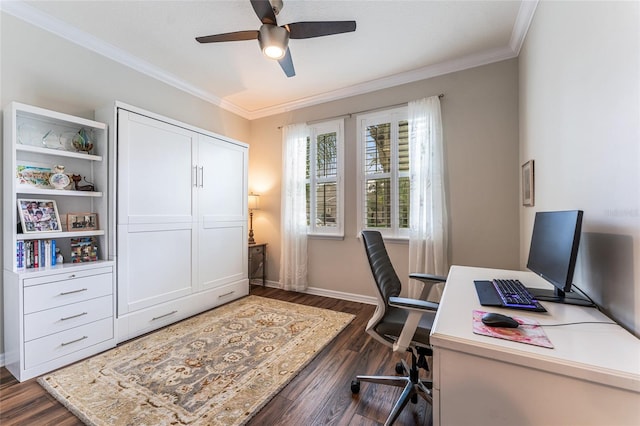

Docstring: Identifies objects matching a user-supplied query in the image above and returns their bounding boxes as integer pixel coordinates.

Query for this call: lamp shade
[248,193,260,210]
[258,25,289,60]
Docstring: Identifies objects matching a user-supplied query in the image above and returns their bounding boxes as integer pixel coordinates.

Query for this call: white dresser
[4,264,115,381]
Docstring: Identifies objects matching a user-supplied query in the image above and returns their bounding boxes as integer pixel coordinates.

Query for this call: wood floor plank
[0,286,431,425]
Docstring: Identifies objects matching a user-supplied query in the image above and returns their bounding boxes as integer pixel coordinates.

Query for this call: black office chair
[351,230,446,426]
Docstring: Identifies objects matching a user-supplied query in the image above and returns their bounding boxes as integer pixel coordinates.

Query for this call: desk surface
[431,266,640,393]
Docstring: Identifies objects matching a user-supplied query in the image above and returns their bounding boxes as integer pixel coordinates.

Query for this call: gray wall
[249,59,520,299]
[519,1,639,336]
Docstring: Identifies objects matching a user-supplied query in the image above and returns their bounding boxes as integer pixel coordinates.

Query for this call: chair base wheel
[351,380,361,394]
[395,362,404,374]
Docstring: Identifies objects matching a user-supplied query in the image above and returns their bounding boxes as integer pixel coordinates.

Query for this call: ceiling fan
[195,0,356,77]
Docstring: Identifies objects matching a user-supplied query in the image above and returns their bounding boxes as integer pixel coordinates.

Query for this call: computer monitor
[526,210,594,307]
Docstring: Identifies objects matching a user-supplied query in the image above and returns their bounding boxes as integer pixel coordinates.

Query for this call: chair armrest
[409,273,447,283]
[388,296,439,312]
[409,273,447,301]
[388,296,439,353]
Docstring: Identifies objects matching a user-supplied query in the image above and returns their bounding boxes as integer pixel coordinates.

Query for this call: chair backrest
[361,230,403,343]
[361,230,402,305]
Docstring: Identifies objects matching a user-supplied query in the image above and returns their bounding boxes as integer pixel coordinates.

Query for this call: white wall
[249,59,520,299]
[519,1,640,336]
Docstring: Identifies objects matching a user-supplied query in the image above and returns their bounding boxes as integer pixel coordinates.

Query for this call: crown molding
[245,45,519,120]
[510,0,539,54]
[0,1,251,118]
[2,0,537,121]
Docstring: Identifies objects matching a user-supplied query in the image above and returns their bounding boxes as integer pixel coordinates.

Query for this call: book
[16,241,25,269]
[33,240,39,268]
[51,239,56,266]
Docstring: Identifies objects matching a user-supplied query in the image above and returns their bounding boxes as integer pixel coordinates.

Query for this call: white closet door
[196,135,248,290]
[117,110,196,314]
[117,110,195,224]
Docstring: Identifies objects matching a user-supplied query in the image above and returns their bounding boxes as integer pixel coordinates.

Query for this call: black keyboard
[493,279,539,309]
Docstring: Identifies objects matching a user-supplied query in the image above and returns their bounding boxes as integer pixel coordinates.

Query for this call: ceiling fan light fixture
[258,24,289,60]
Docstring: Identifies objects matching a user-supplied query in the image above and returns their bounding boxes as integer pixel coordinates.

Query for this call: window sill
[382,236,409,245]
[355,232,408,245]
[307,233,344,241]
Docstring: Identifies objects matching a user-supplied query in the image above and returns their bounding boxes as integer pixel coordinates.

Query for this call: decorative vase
[55,248,63,264]
[72,128,94,153]
[49,165,70,190]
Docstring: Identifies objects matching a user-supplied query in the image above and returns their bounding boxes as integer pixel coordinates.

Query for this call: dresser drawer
[24,271,112,314]
[249,245,264,255]
[24,317,113,370]
[24,295,113,342]
[23,267,112,287]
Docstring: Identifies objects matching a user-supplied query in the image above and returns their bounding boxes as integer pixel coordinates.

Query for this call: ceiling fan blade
[250,0,277,25]
[278,48,295,77]
[286,21,356,39]
[196,30,259,43]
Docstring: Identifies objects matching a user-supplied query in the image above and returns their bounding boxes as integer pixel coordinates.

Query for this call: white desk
[430,266,640,426]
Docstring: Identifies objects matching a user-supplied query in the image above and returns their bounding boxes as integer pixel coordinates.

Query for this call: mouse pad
[472,310,554,349]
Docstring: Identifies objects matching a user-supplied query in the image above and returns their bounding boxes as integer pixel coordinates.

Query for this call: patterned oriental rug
[38,295,354,425]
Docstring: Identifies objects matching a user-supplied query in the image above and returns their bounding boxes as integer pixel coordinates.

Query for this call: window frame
[306,119,344,238]
[356,107,410,240]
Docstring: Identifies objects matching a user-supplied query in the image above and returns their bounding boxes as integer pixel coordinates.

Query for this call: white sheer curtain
[280,123,309,291]
[408,96,449,299]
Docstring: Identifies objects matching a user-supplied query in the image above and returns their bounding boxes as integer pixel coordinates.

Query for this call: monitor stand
[527,287,596,307]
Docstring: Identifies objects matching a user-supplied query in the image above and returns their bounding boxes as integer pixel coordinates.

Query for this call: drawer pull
[68,274,76,279]
[60,288,88,295]
[219,291,235,298]
[60,312,88,321]
[61,336,88,346]
[152,310,177,321]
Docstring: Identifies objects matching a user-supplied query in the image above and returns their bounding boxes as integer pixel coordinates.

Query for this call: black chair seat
[374,306,435,345]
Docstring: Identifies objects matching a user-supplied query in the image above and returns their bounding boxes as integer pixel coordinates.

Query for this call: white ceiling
[3,0,537,119]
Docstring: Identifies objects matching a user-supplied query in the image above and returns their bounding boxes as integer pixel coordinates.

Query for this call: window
[357,107,410,238]
[305,119,344,236]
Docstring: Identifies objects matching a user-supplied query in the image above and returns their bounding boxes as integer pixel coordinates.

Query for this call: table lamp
[248,193,260,245]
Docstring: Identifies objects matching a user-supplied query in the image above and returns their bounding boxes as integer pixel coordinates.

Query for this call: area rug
[38,295,354,425]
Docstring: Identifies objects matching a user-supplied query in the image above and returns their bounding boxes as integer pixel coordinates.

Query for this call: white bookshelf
[3,102,116,381]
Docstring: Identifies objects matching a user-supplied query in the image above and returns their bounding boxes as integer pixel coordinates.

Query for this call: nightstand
[248,243,267,286]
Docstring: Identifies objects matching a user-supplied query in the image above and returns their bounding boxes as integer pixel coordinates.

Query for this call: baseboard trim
[257,280,377,306]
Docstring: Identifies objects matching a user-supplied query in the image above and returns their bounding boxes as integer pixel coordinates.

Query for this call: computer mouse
[481,312,519,328]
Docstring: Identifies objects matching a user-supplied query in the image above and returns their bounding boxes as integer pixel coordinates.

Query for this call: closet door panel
[197,223,245,290]
[119,224,193,313]
[118,110,195,224]
[198,135,247,221]
[196,135,248,290]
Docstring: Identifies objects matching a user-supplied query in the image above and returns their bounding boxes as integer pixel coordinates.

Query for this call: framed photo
[17,199,62,233]
[71,237,98,263]
[16,163,52,188]
[67,212,98,231]
[522,160,535,207]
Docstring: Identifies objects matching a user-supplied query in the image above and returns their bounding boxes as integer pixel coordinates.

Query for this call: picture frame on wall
[17,199,62,233]
[67,212,98,231]
[522,160,535,207]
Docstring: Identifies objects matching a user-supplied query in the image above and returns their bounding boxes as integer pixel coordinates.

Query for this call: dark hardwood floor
[0,285,432,425]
